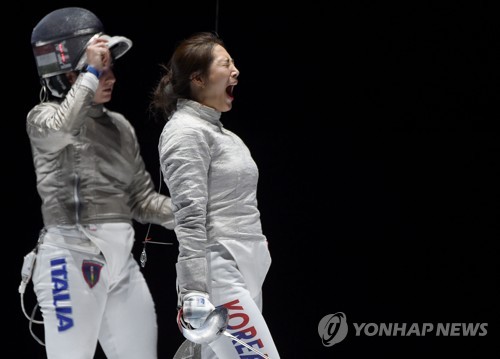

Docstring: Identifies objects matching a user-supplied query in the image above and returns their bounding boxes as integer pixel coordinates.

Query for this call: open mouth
[226,85,235,99]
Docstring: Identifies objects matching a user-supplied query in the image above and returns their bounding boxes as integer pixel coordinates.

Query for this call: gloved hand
[182,292,215,329]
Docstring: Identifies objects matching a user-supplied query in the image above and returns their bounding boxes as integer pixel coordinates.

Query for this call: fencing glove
[182,292,215,329]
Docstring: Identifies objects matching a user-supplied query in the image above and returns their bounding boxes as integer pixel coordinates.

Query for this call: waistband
[41,226,101,255]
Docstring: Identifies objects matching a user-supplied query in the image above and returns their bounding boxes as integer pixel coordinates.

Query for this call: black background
[5,1,499,358]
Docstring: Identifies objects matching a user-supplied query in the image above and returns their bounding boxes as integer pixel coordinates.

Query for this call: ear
[65,71,79,85]
[190,73,205,89]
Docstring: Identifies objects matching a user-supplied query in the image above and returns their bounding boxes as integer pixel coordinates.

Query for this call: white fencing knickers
[197,244,280,359]
[32,223,158,359]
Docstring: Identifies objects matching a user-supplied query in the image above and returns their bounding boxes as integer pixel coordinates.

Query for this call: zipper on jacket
[73,172,81,224]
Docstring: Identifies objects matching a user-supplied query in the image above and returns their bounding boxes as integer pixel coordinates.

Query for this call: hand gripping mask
[31,7,132,98]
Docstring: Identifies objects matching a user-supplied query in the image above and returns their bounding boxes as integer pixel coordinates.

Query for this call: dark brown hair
[150,32,225,121]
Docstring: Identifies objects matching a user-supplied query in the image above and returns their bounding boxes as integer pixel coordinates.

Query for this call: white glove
[182,292,215,329]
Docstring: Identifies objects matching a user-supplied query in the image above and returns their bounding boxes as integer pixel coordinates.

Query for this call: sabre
[141,240,173,245]
[222,331,269,358]
[176,306,270,359]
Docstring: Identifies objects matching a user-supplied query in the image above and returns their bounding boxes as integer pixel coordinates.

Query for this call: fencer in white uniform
[25,7,174,359]
[153,31,280,359]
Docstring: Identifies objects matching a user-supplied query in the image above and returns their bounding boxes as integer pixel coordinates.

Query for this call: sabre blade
[142,240,173,245]
[222,331,270,358]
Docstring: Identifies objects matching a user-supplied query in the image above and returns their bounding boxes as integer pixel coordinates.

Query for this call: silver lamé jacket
[159,99,271,299]
[26,72,174,229]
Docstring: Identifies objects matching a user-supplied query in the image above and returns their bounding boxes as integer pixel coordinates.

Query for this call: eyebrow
[215,57,234,64]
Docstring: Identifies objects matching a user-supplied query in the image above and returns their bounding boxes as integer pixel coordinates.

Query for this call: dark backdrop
[5,1,498,358]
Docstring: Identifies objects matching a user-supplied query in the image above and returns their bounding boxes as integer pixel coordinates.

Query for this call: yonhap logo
[318,312,349,346]
[318,311,488,347]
